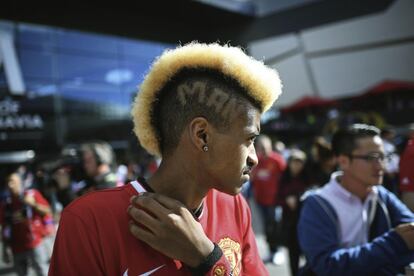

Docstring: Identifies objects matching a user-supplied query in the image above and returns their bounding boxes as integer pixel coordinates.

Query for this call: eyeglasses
[349,153,388,163]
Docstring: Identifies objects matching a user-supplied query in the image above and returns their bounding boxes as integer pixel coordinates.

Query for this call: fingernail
[130,196,137,203]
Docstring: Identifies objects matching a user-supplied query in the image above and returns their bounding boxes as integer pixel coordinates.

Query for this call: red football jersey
[49,181,268,276]
[251,152,287,206]
[0,189,50,253]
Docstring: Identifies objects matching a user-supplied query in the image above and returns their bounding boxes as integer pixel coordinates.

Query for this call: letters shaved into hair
[153,68,259,156]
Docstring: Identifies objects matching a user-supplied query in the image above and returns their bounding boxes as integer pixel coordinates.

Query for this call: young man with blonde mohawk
[49,42,282,275]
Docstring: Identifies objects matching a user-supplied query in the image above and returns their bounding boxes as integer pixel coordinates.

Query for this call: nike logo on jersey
[123,264,166,276]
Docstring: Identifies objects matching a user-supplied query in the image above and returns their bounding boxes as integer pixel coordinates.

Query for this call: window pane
[17,23,56,48]
[56,30,117,55]
[60,82,128,120]
[18,48,56,79]
[25,79,58,97]
[119,59,153,88]
[120,38,171,58]
[57,53,119,83]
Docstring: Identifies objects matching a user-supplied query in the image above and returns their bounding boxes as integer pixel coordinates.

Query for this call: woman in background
[278,149,309,276]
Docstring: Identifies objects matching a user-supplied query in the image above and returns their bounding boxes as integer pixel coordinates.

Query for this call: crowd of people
[248,123,414,275]
[0,42,413,276]
[0,140,159,275]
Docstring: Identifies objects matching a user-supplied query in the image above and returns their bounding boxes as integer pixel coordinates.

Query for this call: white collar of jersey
[129,180,205,220]
[131,180,146,193]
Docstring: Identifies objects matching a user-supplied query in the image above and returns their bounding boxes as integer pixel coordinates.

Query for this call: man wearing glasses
[298,124,414,275]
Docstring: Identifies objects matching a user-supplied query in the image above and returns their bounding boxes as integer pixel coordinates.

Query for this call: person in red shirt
[400,124,414,211]
[1,169,52,276]
[251,135,286,263]
[49,42,283,275]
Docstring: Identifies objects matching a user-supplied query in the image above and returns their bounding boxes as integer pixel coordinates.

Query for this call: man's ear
[188,117,209,152]
[337,154,351,171]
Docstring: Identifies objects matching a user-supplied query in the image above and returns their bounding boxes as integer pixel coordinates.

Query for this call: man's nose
[247,146,258,168]
[376,159,385,169]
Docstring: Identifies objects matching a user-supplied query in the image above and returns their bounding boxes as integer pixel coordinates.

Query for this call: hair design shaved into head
[153,68,259,156]
[132,42,282,157]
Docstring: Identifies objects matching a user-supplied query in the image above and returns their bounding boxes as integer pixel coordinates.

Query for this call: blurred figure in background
[50,166,77,210]
[274,140,290,161]
[400,123,414,211]
[251,134,287,264]
[1,168,52,276]
[278,149,309,276]
[298,124,414,275]
[307,136,337,188]
[381,127,400,195]
[78,141,117,195]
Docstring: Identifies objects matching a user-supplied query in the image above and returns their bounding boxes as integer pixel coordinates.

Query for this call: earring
[202,145,209,152]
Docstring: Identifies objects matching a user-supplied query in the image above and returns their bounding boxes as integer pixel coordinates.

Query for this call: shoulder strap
[312,194,341,240]
[369,191,392,241]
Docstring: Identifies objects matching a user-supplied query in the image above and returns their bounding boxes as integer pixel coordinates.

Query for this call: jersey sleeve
[49,209,105,276]
[32,190,50,207]
[204,251,233,276]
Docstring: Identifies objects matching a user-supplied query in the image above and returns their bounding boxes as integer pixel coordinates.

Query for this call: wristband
[189,243,223,275]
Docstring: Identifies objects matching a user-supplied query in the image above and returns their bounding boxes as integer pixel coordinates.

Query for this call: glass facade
[0,20,172,152]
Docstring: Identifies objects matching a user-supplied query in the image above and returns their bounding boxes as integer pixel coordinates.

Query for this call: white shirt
[318,172,378,248]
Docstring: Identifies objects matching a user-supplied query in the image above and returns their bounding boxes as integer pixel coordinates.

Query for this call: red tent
[280,80,414,113]
[363,80,414,96]
[280,96,338,113]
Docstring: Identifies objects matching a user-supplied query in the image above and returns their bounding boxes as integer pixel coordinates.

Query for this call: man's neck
[94,165,111,180]
[146,156,209,211]
[338,173,372,201]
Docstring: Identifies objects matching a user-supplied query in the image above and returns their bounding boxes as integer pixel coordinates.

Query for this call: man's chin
[217,185,243,196]
[373,176,384,185]
[242,174,250,183]
[232,186,243,195]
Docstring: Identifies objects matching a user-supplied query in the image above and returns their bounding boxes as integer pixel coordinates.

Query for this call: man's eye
[367,156,377,162]
[367,155,385,162]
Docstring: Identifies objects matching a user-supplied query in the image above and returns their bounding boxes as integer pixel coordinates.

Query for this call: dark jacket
[298,185,414,275]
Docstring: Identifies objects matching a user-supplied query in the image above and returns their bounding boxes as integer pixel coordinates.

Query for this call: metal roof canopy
[0,150,35,164]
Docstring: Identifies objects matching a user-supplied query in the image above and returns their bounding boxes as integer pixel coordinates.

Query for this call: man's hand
[22,194,51,215]
[23,194,36,207]
[395,222,414,250]
[127,193,214,267]
[286,195,297,210]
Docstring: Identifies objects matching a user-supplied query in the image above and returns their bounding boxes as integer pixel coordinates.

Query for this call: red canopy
[280,80,414,113]
[280,96,338,113]
[363,80,414,96]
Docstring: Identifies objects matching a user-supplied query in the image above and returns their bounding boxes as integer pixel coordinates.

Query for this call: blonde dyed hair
[132,42,282,157]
